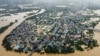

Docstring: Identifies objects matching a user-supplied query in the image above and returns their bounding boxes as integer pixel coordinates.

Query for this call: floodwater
[0,10,38,28]
[0,10,100,56]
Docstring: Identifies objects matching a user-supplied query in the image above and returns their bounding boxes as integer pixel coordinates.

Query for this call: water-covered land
[2,7,100,55]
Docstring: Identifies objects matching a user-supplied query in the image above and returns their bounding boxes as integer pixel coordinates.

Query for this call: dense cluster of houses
[2,9,99,54]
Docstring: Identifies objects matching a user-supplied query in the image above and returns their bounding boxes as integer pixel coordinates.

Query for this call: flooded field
[0,10,100,56]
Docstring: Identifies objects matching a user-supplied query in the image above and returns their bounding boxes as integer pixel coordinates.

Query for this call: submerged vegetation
[0,22,14,34]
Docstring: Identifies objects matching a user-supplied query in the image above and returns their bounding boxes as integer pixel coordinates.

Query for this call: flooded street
[0,10,100,56]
